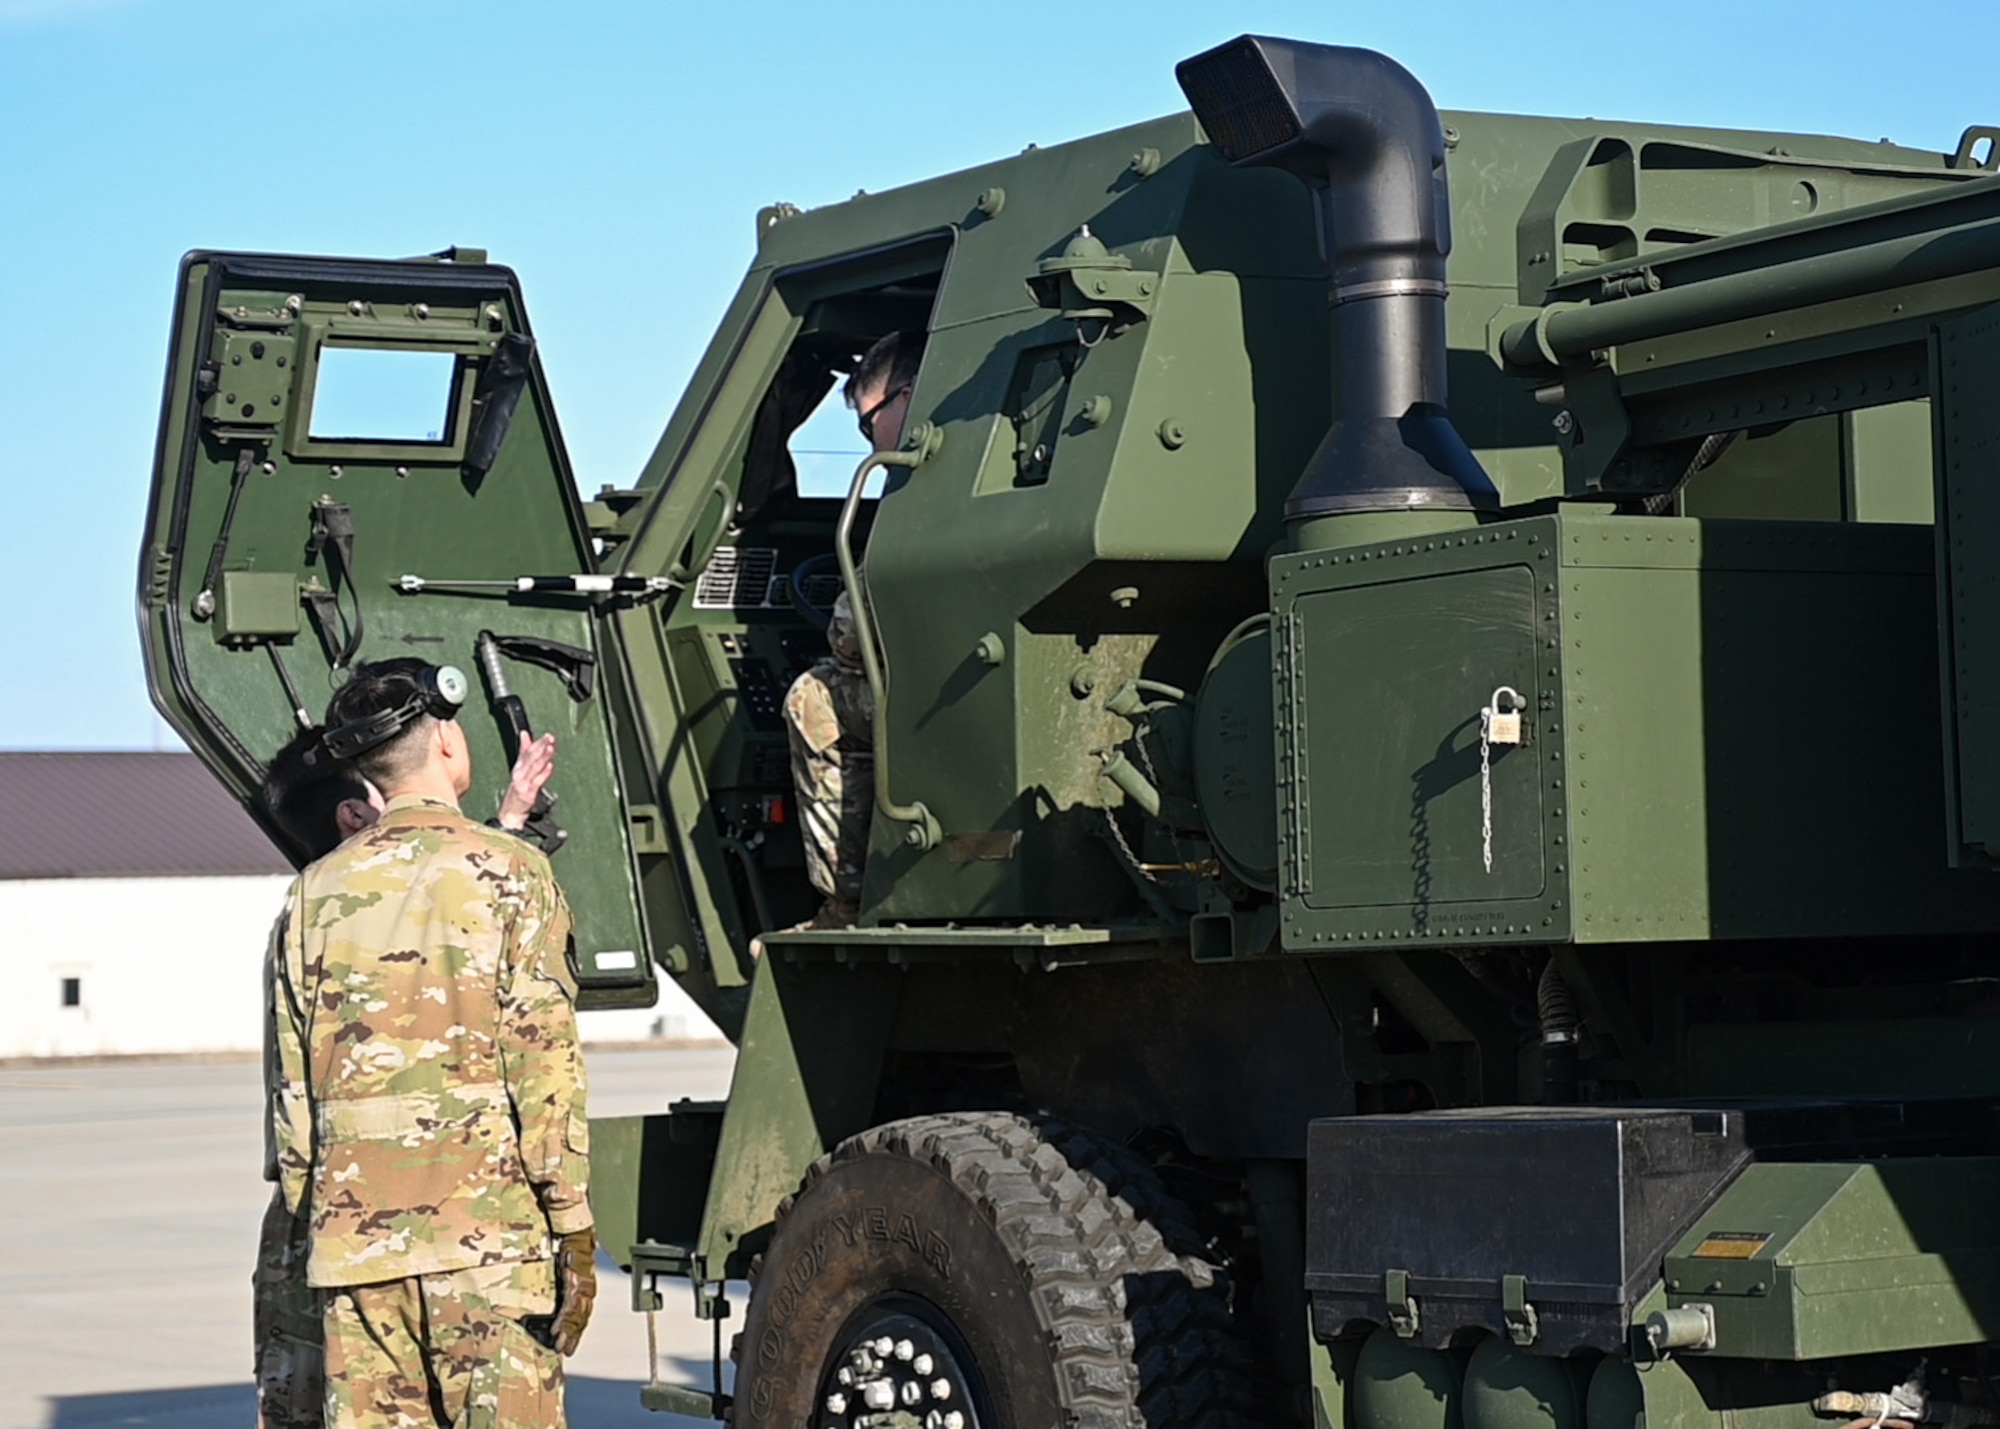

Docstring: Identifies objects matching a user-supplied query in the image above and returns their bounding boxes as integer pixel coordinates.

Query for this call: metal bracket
[1502,1273,1540,1346]
[202,328,295,429]
[694,1280,731,1321]
[626,804,670,857]
[1386,1269,1421,1339]
[1955,125,2000,172]
[639,1382,731,1421]
[627,1239,692,1312]
[629,1247,734,1422]
[1027,225,1157,327]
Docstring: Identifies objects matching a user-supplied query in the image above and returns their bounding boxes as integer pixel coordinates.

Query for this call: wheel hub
[816,1301,985,1429]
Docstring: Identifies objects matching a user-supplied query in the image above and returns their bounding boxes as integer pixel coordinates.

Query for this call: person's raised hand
[497,731,556,831]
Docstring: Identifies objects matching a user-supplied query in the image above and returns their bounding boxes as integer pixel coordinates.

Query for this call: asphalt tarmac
[0,1047,739,1429]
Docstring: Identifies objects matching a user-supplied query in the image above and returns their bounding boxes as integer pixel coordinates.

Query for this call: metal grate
[1177,40,1301,163]
[694,546,781,610]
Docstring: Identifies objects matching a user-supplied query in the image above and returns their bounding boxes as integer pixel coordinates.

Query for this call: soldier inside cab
[778,330,924,933]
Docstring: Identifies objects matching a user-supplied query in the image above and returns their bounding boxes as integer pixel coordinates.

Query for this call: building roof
[0,752,292,880]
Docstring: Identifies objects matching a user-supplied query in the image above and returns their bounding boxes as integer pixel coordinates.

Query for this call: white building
[0,752,715,1060]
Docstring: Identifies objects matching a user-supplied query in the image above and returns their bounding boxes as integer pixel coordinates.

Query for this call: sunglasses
[856,385,912,445]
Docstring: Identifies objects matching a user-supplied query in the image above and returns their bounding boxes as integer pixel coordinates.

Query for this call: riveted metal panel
[1934,304,2000,866]
[1273,519,1571,950]
[1275,512,2000,954]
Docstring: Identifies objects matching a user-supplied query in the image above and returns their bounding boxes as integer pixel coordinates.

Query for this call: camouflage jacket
[269,794,590,1288]
[827,588,862,673]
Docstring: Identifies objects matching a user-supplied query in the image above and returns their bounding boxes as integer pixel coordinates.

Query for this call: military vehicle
[140,28,2000,1429]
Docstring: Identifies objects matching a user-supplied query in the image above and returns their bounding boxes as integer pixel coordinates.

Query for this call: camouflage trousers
[321,1259,563,1429]
[783,657,875,905]
[253,1190,325,1429]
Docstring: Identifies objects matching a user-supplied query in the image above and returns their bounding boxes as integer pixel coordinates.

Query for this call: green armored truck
[141,31,2000,1428]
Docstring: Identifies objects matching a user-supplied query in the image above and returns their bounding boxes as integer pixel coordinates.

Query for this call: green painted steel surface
[1273,512,2000,950]
[138,47,2000,1414]
[1352,1329,1462,1429]
[590,1103,723,1274]
[1664,1160,2000,1359]
[1936,303,2000,867]
[1582,1355,1829,1429]
[1283,552,1551,927]
[692,957,897,1278]
[144,104,1984,994]
[563,102,1974,955]
[139,254,655,1011]
[1461,1338,1586,1429]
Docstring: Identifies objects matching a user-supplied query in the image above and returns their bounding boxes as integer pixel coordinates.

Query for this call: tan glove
[551,1227,597,1356]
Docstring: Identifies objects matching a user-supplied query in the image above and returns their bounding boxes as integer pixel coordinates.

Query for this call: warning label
[1689,1231,1772,1260]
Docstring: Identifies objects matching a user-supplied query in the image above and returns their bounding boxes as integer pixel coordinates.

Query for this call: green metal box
[1273,512,2000,951]
[215,570,300,643]
[1664,1159,2000,1359]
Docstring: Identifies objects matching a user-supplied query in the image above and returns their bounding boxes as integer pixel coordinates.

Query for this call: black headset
[316,665,470,762]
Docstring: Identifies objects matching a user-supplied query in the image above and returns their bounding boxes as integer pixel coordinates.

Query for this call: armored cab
[142,32,2000,1429]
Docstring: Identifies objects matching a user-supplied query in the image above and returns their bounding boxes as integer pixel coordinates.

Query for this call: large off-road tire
[731,1111,1250,1429]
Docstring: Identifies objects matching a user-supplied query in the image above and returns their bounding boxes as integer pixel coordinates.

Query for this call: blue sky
[2,0,1992,749]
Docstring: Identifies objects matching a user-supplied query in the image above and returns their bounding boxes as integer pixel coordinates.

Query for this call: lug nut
[895,1338,915,1361]
[863,1379,895,1410]
[913,1353,934,1375]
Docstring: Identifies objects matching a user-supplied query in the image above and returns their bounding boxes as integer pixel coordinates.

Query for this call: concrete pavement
[0,1047,738,1429]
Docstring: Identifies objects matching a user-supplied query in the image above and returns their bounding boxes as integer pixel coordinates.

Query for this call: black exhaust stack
[1176,37,1494,521]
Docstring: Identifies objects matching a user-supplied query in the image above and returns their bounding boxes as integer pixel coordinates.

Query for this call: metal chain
[1101,709,1199,888]
[1480,709,1495,875]
[1103,806,1159,883]
[1134,721,1200,872]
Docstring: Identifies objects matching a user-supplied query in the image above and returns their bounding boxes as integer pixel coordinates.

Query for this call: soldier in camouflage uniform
[266,661,593,1429]
[254,735,381,1429]
[780,331,924,929]
[783,587,876,924]
[254,726,559,1429]
[252,1132,326,1429]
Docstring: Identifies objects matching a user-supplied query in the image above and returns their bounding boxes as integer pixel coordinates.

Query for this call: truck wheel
[732,1111,1250,1429]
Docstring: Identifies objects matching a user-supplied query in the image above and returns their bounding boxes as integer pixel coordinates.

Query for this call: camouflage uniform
[321,1260,562,1427]
[783,588,876,906]
[258,914,323,1429]
[269,793,588,1429]
[253,1189,324,1429]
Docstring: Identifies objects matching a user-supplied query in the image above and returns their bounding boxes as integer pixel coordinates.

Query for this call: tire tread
[753,1111,1253,1429]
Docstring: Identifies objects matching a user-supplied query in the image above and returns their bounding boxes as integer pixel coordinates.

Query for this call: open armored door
[139,251,655,1010]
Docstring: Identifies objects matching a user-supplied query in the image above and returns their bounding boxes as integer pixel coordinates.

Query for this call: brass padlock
[1483,686,1523,745]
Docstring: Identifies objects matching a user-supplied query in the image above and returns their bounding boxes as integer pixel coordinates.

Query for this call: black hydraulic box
[1304,1107,1750,1354]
